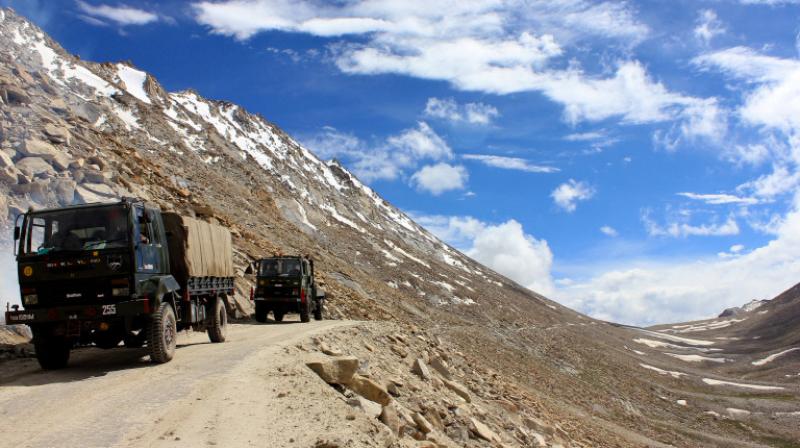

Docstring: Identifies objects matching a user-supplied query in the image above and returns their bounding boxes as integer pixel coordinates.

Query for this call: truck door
[134,206,167,274]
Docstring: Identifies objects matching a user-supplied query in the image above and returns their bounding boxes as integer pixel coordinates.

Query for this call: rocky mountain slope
[0,8,797,447]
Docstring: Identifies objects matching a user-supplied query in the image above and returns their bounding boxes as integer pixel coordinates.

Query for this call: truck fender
[139,276,181,308]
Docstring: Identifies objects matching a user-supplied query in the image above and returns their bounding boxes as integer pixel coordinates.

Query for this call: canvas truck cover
[162,213,234,283]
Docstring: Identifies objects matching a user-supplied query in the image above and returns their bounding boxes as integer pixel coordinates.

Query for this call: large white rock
[16,157,54,177]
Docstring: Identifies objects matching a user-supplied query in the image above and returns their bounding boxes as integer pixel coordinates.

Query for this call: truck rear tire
[313,300,323,321]
[300,301,310,323]
[254,302,268,323]
[33,332,70,370]
[207,295,228,343]
[148,302,177,363]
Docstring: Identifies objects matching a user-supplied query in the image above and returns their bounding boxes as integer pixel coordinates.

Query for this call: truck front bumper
[5,299,150,325]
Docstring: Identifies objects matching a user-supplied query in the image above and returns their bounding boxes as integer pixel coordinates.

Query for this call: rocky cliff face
[1,8,798,447]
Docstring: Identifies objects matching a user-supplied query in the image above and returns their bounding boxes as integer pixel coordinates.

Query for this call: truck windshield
[20,205,130,256]
[259,259,301,277]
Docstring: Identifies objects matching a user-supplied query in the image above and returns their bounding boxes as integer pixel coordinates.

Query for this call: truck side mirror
[13,226,20,241]
[244,264,254,275]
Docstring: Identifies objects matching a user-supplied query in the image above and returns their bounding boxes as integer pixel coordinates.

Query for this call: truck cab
[250,256,324,323]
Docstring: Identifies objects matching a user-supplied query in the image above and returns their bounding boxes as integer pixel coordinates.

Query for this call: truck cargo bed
[162,213,234,287]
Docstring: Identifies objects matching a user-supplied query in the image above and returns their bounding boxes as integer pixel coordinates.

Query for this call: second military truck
[250,256,324,323]
[6,198,234,369]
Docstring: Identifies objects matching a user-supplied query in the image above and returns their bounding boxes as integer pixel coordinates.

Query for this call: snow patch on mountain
[116,64,151,104]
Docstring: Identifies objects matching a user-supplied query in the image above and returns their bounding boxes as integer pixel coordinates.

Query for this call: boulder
[52,179,77,205]
[43,124,71,145]
[75,184,117,203]
[412,413,433,434]
[306,356,359,385]
[347,375,392,406]
[429,356,452,380]
[16,157,55,177]
[87,155,106,169]
[81,169,110,183]
[2,85,30,105]
[318,342,343,357]
[412,358,431,380]
[0,151,14,169]
[82,182,116,197]
[443,379,471,403]
[0,166,19,184]
[50,98,69,114]
[379,403,403,436]
[347,396,382,419]
[20,139,59,159]
[470,418,502,443]
[13,179,51,203]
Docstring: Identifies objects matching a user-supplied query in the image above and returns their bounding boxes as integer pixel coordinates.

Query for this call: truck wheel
[254,302,268,323]
[273,310,285,322]
[33,333,70,370]
[300,301,310,323]
[207,295,228,343]
[313,300,323,321]
[148,302,177,363]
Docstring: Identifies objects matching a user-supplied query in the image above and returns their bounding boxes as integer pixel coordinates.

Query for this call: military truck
[248,256,324,323]
[5,198,234,369]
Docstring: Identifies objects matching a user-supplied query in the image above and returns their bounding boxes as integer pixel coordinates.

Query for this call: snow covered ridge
[0,6,498,309]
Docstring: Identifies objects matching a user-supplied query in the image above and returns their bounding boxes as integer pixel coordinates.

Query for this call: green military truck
[5,198,234,369]
[249,256,324,323]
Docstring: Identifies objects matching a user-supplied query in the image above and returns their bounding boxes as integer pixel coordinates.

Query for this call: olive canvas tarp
[162,213,234,284]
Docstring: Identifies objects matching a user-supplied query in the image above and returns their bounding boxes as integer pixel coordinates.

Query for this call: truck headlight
[112,287,130,296]
[24,294,38,305]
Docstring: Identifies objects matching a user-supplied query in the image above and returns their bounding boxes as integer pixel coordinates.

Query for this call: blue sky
[8,0,800,325]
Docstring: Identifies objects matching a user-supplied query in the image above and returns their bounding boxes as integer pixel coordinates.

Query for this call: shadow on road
[0,341,200,387]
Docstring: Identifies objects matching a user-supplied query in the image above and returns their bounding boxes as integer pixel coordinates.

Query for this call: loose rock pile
[305,323,577,447]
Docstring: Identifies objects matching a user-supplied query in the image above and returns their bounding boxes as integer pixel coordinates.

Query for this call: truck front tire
[148,302,177,363]
[33,331,70,370]
[300,301,310,323]
[313,300,323,321]
[254,302,268,323]
[207,295,228,343]
[273,310,285,322]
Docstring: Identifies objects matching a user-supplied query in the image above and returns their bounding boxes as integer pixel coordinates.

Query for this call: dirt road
[0,319,393,448]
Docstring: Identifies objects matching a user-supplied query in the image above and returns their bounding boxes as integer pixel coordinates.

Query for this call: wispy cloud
[300,122,454,183]
[643,211,740,238]
[424,98,499,125]
[463,154,559,173]
[600,225,618,237]
[694,9,725,46]
[677,192,759,205]
[76,1,159,26]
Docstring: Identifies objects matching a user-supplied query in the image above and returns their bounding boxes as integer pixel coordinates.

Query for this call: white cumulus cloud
[414,215,555,295]
[410,163,468,195]
[551,179,595,212]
